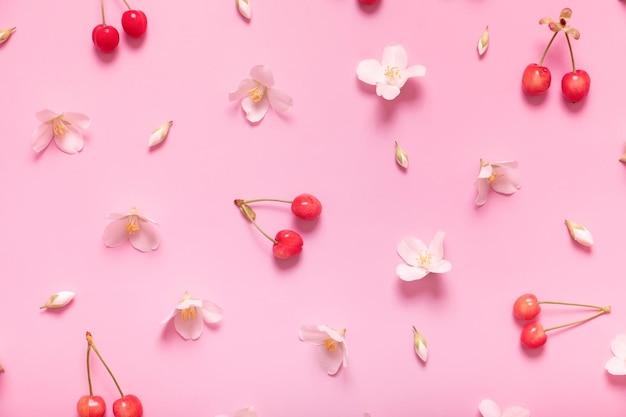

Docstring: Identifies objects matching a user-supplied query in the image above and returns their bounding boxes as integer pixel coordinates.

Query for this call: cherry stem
[86,345,94,396]
[86,332,125,398]
[245,215,278,244]
[538,300,605,310]
[238,198,293,205]
[564,32,576,71]
[100,0,106,25]
[538,31,558,66]
[122,0,132,10]
[544,306,610,332]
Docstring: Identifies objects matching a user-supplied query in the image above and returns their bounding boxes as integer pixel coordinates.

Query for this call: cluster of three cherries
[234,193,323,259]
[513,293,610,349]
[93,0,147,53]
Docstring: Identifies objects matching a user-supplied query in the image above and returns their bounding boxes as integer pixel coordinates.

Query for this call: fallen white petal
[237,0,251,19]
[565,219,594,247]
[0,27,15,44]
[395,141,409,169]
[40,291,75,309]
[413,326,428,362]
[477,26,489,56]
[148,120,173,147]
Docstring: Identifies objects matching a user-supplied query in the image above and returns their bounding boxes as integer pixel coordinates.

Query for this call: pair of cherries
[513,293,610,349]
[77,332,143,417]
[93,0,147,54]
[234,194,322,259]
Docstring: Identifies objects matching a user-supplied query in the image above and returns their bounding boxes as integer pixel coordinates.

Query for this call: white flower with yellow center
[475,159,521,206]
[161,291,223,340]
[298,324,347,375]
[102,207,160,252]
[396,230,451,281]
[32,109,90,154]
[356,44,426,100]
[229,65,293,123]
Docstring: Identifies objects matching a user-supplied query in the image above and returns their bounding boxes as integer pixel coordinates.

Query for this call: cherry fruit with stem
[86,332,143,417]
[236,193,322,221]
[76,337,106,417]
[93,0,120,53]
[513,293,608,320]
[121,0,147,39]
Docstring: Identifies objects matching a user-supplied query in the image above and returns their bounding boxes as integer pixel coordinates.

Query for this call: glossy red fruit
[121,10,147,39]
[291,194,322,221]
[272,230,303,259]
[513,293,541,320]
[113,394,143,417]
[561,69,590,103]
[359,0,378,4]
[522,63,551,95]
[92,25,120,53]
[77,395,106,417]
[520,322,547,349]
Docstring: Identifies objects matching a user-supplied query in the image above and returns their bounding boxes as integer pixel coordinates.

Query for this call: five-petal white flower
[396,230,451,281]
[161,291,223,340]
[479,399,530,417]
[32,109,90,154]
[102,207,160,252]
[229,65,293,123]
[356,44,426,100]
[298,324,348,375]
[475,159,521,206]
[605,334,626,375]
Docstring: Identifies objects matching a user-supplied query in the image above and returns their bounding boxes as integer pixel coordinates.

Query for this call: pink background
[1,0,626,415]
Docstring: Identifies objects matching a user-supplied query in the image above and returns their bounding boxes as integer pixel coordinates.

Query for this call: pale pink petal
[241,96,270,123]
[396,264,429,281]
[160,308,177,324]
[229,78,258,101]
[381,44,408,69]
[376,83,401,100]
[135,212,158,224]
[318,325,344,342]
[397,65,426,88]
[606,356,626,375]
[106,212,130,220]
[102,219,130,247]
[32,123,53,153]
[502,406,530,417]
[428,230,446,260]
[491,173,520,195]
[128,220,160,252]
[201,300,223,323]
[35,109,59,123]
[298,324,327,344]
[234,406,258,417]
[428,259,451,274]
[174,311,204,340]
[356,59,384,85]
[479,399,502,417]
[611,334,626,359]
[318,342,345,375]
[475,179,491,206]
[63,112,91,130]
[494,160,518,169]
[267,88,293,113]
[397,237,427,266]
[177,297,203,310]
[250,65,274,87]
[477,164,493,179]
[54,126,84,154]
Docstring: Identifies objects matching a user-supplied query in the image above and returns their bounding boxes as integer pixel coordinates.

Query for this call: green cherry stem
[544,306,611,332]
[538,300,605,310]
[538,31,559,66]
[564,32,576,71]
[238,198,292,205]
[86,332,125,398]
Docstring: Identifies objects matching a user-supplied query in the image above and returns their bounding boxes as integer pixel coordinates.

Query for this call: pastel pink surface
[1,0,626,416]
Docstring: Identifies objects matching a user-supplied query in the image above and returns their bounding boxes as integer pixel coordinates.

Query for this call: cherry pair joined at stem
[77,332,143,417]
[234,193,322,259]
[93,0,147,54]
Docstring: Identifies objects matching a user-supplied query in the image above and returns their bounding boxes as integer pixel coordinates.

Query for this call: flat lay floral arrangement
[1,0,626,416]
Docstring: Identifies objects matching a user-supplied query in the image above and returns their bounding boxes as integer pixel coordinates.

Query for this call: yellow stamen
[52,117,69,138]
[323,337,337,352]
[487,171,501,184]
[247,85,265,103]
[181,306,197,321]
[384,66,401,83]
[125,216,140,235]
[418,250,432,266]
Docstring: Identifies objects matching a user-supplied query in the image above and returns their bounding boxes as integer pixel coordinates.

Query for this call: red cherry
[92,25,119,53]
[113,394,143,417]
[522,63,551,95]
[520,322,547,349]
[77,395,106,417]
[291,194,322,221]
[561,69,590,103]
[121,10,147,39]
[513,293,541,320]
[272,230,303,259]
[359,0,378,4]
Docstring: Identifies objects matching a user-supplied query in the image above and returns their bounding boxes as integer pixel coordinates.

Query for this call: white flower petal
[317,339,346,375]
[376,83,401,100]
[396,264,429,281]
[606,356,626,375]
[475,178,491,206]
[201,300,224,323]
[381,44,408,69]
[298,324,328,344]
[40,291,75,309]
[229,78,258,101]
[397,237,426,266]
[32,123,53,153]
[148,120,173,147]
[63,112,91,130]
[250,65,274,87]
[54,126,84,154]
[479,399,502,417]
[174,309,204,340]
[242,95,270,123]
[565,219,594,247]
[35,109,59,123]
[428,259,452,274]
[611,334,626,358]
[502,406,530,417]
[237,0,251,19]
[427,230,446,260]
[267,88,293,113]
[356,59,384,85]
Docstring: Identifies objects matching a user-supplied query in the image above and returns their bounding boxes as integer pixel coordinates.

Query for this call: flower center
[52,117,69,138]
[384,66,401,84]
[418,250,433,267]
[181,306,197,321]
[487,171,502,184]
[125,216,140,235]
[560,18,566,26]
[247,85,266,103]
[323,337,338,352]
